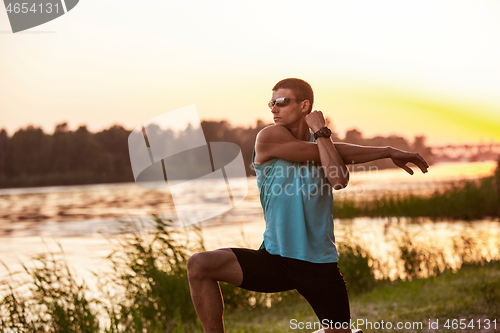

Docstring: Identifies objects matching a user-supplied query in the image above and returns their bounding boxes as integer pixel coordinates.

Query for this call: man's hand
[305,110,326,133]
[389,148,429,175]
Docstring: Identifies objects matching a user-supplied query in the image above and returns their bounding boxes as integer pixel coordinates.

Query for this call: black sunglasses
[268,97,301,109]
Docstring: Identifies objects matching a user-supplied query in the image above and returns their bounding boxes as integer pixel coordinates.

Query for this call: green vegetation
[352,261,500,332]
[1,215,497,332]
[0,251,100,332]
[333,157,500,220]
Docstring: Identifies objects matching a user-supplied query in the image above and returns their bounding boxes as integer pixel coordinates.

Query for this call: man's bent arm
[306,111,349,189]
[317,137,350,189]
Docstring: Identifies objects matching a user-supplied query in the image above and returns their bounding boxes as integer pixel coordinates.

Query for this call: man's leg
[294,262,351,333]
[187,248,243,333]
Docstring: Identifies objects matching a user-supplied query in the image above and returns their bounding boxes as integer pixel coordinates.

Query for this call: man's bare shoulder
[255,125,319,164]
[256,125,292,144]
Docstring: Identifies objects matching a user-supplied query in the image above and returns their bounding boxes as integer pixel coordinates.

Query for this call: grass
[333,177,500,220]
[221,260,500,333]
[352,261,500,332]
[333,157,500,220]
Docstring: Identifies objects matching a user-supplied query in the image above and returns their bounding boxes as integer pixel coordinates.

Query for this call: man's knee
[187,248,241,284]
[187,252,208,281]
[187,249,230,279]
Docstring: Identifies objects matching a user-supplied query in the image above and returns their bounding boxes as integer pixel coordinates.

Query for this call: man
[187,78,429,333]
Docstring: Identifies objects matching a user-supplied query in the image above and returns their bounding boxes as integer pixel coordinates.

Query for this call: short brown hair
[272,78,314,113]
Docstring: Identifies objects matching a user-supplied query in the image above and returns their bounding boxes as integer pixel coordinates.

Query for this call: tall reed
[0,249,100,332]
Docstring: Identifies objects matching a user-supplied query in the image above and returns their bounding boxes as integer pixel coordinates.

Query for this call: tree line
[0,121,434,189]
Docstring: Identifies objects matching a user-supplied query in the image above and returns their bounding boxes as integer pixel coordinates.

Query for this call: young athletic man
[187,78,429,333]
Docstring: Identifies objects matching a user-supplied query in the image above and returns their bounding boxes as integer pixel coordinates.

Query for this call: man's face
[270,88,307,128]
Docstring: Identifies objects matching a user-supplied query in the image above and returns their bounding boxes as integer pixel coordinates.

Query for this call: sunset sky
[1,0,500,146]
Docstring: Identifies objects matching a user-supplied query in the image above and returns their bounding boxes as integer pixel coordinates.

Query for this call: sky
[1,0,500,146]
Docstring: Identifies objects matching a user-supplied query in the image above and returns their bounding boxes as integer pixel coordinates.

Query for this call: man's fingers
[414,155,429,173]
[395,160,414,175]
[413,160,428,174]
[418,164,428,173]
[416,153,429,166]
[393,152,429,175]
[403,165,414,175]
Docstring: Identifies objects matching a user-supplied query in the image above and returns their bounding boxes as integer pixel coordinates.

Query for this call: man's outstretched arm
[254,117,429,179]
[333,143,429,175]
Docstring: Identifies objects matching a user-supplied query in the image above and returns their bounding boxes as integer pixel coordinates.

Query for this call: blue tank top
[252,132,339,263]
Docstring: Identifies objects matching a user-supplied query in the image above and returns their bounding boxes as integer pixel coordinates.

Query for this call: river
[0,161,499,284]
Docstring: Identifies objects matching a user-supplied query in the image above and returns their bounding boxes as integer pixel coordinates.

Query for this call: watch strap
[313,126,332,140]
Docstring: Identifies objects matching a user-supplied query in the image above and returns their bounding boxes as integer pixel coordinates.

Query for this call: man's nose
[271,105,279,113]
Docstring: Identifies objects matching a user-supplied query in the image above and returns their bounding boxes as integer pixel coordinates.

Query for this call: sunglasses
[268,97,301,109]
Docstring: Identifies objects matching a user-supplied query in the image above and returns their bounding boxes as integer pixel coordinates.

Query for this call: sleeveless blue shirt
[252,132,339,263]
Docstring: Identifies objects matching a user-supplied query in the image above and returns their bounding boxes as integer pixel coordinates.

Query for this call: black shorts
[230,247,350,326]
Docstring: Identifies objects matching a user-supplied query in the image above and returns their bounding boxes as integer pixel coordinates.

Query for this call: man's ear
[301,100,311,114]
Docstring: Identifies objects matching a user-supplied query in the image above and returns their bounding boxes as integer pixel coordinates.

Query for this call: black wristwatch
[313,126,332,140]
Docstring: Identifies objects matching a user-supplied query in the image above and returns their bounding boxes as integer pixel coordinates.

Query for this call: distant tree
[94,125,134,182]
[54,122,69,133]
[50,123,73,173]
[378,135,411,151]
[72,125,100,172]
[494,157,500,203]
[0,129,9,179]
[6,126,51,177]
[344,129,363,144]
[325,117,340,142]
[412,135,434,163]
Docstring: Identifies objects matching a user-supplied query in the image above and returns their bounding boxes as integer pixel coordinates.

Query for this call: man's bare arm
[333,143,391,164]
[254,126,320,165]
[254,124,348,189]
[333,143,429,175]
[254,123,429,179]
[305,111,349,188]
